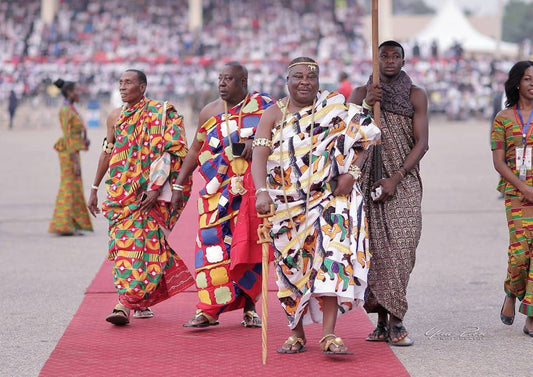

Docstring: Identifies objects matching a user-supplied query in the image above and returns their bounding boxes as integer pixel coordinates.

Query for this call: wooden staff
[257,205,274,365]
[372,0,381,127]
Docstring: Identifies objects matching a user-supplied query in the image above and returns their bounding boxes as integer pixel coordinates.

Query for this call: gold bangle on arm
[91,185,99,190]
[255,187,268,195]
[348,164,362,182]
[362,99,373,111]
[252,138,273,149]
[172,184,185,191]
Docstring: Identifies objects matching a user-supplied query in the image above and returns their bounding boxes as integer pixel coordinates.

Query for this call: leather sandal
[183,309,219,328]
[133,308,154,319]
[388,323,414,346]
[277,335,307,354]
[241,310,262,328]
[319,334,353,355]
[105,303,130,326]
[366,322,389,342]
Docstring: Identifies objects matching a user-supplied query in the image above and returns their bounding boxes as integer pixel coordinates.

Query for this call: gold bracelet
[91,185,99,190]
[348,164,362,181]
[172,184,185,191]
[252,137,273,149]
[255,187,268,195]
[362,99,373,111]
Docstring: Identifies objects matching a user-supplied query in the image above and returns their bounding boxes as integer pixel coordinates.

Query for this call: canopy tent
[412,1,519,57]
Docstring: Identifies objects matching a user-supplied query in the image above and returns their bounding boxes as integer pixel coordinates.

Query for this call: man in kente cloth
[350,40,429,346]
[172,62,274,328]
[88,69,194,325]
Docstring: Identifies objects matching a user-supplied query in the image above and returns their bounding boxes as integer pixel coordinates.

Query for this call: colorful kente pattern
[194,92,274,318]
[504,197,533,316]
[49,101,93,234]
[492,109,533,195]
[266,91,381,329]
[102,97,194,310]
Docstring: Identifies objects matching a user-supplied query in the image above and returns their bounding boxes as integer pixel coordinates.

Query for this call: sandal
[241,310,262,328]
[182,310,219,328]
[366,322,389,342]
[105,303,130,326]
[319,334,353,355]
[133,308,154,319]
[277,335,307,354]
[388,323,414,346]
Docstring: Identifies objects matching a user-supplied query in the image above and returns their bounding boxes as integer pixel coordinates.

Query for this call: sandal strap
[113,303,130,315]
[243,310,260,321]
[285,335,306,347]
[319,334,345,351]
[194,309,217,324]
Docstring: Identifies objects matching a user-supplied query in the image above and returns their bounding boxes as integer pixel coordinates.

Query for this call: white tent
[412,1,519,57]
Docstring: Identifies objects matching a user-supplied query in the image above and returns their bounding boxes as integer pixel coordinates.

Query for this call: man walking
[87,69,194,325]
[350,40,429,346]
[172,62,274,328]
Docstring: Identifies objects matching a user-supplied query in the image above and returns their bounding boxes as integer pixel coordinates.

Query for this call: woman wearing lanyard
[492,60,533,337]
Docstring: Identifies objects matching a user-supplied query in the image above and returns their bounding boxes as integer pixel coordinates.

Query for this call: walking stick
[372,0,381,127]
[257,205,274,365]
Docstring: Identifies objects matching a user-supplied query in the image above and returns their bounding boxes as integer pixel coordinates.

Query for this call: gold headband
[287,61,319,71]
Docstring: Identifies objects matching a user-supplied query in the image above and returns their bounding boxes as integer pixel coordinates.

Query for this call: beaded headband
[287,61,319,71]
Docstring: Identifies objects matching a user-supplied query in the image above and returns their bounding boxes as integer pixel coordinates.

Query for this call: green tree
[502,0,533,43]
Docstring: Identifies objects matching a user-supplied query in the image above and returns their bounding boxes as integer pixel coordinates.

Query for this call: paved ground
[1,112,531,376]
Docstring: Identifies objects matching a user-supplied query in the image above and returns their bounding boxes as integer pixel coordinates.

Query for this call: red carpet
[40,174,409,377]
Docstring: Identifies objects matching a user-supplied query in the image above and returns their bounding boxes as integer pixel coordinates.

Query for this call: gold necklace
[224,94,249,195]
[278,97,317,251]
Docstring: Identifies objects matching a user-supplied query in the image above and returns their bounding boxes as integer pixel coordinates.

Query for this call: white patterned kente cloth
[266,91,381,328]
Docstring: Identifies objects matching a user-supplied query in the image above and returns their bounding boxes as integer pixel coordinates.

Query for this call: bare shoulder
[411,85,428,109]
[262,101,282,121]
[198,98,223,126]
[348,85,367,104]
[106,107,122,127]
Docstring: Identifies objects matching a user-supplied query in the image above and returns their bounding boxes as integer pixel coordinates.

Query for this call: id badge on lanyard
[515,107,533,181]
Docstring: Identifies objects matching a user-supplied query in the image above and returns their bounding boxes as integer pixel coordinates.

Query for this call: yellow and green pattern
[102,97,194,310]
[504,197,533,316]
[49,100,93,235]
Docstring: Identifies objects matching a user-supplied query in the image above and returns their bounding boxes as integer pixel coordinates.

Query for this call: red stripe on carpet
[42,172,409,376]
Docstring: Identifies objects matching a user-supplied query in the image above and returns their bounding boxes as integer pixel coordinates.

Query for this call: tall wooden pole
[372,0,381,126]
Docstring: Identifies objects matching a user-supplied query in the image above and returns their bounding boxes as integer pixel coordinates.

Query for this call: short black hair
[54,78,76,98]
[505,61,533,107]
[379,40,405,59]
[225,61,248,78]
[125,69,147,85]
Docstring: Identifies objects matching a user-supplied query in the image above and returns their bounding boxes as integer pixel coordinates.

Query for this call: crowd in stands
[0,0,515,120]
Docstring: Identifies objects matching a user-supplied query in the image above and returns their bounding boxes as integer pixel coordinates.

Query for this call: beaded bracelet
[102,138,114,154]
[362,99,373,111]
[252,137,273,149]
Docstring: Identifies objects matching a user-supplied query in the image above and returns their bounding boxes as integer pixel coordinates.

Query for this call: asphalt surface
[1,112,531,376]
